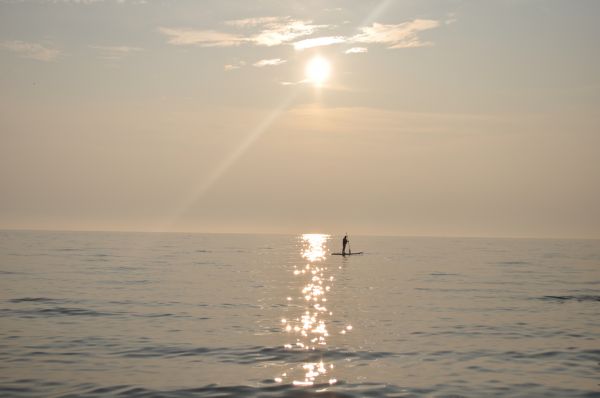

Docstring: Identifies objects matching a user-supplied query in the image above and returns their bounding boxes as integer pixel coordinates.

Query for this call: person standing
[342,234,349,255]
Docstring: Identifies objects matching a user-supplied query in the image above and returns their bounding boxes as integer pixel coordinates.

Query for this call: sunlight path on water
[274,234,352,387]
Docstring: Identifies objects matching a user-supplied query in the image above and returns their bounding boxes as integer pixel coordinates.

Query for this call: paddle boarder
[342,234,349,255]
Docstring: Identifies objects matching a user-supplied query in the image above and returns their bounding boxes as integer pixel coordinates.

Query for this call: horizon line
[1,227,598,241]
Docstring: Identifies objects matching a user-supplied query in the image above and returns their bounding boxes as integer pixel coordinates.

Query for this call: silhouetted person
[342,234,349,255]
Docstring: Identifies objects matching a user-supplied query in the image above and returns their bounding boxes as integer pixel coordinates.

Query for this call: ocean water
[0,230,598,398]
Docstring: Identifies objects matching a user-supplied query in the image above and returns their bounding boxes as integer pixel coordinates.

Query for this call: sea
[0,230,598,398]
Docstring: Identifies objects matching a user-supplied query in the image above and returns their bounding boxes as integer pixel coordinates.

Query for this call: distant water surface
[0,230,599,397]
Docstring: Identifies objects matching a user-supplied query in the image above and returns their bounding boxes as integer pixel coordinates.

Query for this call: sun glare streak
[359,0,394,27]
[164,92,298,230]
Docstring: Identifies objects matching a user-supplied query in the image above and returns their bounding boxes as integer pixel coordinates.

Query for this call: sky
[0,0,599,238]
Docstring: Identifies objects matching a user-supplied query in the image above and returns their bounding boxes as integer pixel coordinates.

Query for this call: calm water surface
[0,231,599,397]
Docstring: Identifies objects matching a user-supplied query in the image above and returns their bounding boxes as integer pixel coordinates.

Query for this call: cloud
[158,27,247,47]
[160,17,325,48]
[445,13,458,25]
[280,79,308,86]
[290,19,441,51]
[253,58,286,67]
[89,45,142,60]
[224,60,246,71]
[0,0,147,3]
[0,40,59,61]
[159,17,445,52]
[224,16,283,28]
[345,47,368,54]
[251,18,323,46]
[293,36,346,50]
[352,20,440,49]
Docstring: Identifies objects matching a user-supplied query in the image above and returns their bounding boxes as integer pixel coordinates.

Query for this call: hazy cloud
[160,17,325,48]
[280,79,308,86]
[0,40,59,61]
[0,0,148,3]
[290,18,441,51]
[251,19,323,46]
[445,12,458,25]
[158,27,248,47]
[224,60,246,71]
[352,20,440,49]
[225,16,283,28]
[160,17,443,52]
[89,45,142,60]
[345,47,368,54]
[253,58,286,67]
[293,36,346,50]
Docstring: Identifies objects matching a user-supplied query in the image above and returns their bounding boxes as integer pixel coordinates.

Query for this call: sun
[305,56,331,86]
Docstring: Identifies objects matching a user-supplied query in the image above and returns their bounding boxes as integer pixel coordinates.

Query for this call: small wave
[138,313,186,318]
[228,346,396,364]
[0,270,26,275]
[112,345,396,364]
[38,307,115,317]
[541,295,600,303]
[219,303,260,309]
[84,255,112,262]
[63,381,409,398]
[0,306,118,318]
[496,261,530,266]
[9,297,63,304]
[1,306,203,320]
[106,300,183,306]
[497,349,600,363]
[429,272,461,276]
[2,380,595,398]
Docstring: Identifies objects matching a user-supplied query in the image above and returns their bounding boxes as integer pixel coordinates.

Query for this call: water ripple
[9,297,65,304]
[0,306,117,317]
[112,345,396,364]
[540,295,600,303]
[1,380,597,398]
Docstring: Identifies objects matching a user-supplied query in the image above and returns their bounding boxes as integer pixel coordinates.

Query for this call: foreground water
[0,231,598,397]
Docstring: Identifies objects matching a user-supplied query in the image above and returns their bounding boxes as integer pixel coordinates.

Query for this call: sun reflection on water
[301,234,328,262]
[275,233,350,387]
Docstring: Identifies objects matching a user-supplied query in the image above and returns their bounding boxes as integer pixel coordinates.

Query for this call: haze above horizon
[1,0,599,239]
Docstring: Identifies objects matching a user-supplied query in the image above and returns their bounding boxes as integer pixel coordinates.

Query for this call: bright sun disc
[305,57,331,86]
